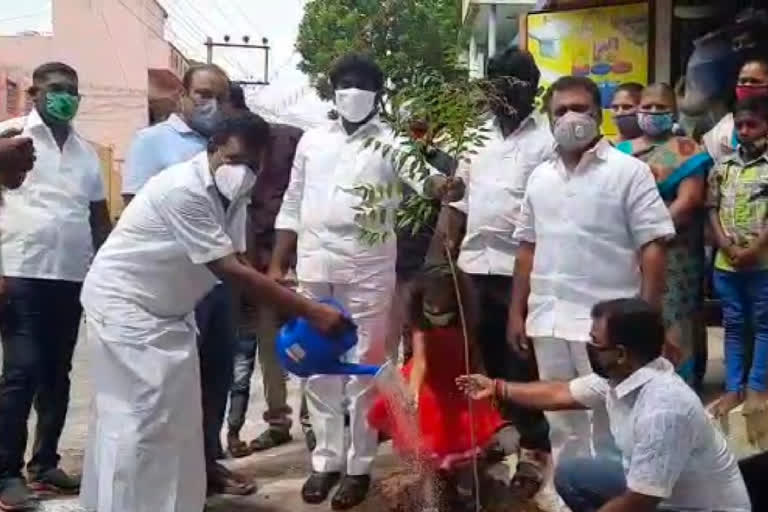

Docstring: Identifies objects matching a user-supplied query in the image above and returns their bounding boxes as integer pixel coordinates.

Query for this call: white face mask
[214,163,256,202]
[335,88,377,123]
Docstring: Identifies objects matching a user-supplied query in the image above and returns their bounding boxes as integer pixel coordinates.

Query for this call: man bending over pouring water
[79,112,349,512]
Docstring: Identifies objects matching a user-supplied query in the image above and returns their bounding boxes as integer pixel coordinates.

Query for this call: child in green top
[707,95,768,418]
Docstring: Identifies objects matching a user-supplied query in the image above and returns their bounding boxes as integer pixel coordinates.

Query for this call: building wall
[0,0,179,160]
[0,0,185,216]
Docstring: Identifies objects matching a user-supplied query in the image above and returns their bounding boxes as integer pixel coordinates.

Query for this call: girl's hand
[456,374,493,400]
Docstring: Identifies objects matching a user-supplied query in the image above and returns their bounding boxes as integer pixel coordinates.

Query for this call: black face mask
[587,344,615,379]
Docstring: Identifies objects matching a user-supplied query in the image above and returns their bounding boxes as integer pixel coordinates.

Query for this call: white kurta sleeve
[87,148,107,202]
[154,188,235,264]
[626,408,697,499]
[626,163,676,248]
[274,135,307,233]
[513,189,536,244]
[229,198,250,254]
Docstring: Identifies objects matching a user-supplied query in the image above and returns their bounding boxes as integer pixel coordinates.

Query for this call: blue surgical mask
[638,112,674,137]
[187,98,223,137]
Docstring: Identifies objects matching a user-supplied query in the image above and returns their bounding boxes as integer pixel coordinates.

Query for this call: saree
[617,137,713,383]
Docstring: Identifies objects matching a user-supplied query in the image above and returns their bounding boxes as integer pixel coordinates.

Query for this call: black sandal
[248,428,292,452]
[331,475,371,510]
[302,471,341,504]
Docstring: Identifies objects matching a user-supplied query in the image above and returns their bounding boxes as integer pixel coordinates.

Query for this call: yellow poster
[527,3,649,136]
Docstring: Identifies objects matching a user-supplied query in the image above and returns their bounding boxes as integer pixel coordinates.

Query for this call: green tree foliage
[296,0,465,100]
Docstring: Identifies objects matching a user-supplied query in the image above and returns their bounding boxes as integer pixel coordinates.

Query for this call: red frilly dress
[368,326,504,469]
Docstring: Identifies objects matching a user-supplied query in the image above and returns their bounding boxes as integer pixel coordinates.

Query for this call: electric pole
[205,35,270,86]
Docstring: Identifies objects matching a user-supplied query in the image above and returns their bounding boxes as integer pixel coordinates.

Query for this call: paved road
[2,324,726,511]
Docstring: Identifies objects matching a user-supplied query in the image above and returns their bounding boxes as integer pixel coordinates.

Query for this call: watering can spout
[331,362,382,376]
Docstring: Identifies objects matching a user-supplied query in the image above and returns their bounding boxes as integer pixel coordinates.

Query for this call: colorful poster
[527,3,649,136]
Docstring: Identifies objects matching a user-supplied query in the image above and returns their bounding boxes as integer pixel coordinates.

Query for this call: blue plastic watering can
[276,298,381,377]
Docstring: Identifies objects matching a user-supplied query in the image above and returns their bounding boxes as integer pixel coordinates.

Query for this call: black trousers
[195,283,237,467]
[470,274,551,452]
[0,277,82,480]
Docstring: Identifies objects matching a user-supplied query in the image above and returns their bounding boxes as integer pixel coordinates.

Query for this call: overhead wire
[165,0,249,77]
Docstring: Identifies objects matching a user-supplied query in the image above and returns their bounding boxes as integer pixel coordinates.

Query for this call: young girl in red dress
[369,265,504,470]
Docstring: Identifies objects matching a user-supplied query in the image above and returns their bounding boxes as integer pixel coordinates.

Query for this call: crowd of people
[0,46,766,512]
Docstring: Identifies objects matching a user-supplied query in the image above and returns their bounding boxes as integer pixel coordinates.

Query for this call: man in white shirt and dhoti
[79,112,348,512]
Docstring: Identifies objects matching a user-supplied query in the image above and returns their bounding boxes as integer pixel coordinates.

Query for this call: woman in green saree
[617,83,713,384]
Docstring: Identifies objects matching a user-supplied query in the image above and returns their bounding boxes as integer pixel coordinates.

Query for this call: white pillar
[469,32,479,78]
[488,4,498,59]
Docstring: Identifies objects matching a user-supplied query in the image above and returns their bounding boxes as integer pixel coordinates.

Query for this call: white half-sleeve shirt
[570,358,751,512]
[452,114,555,276]
[515,139,675,342]
[275,116,438,284]
[81,152,249,320]
[0,109,106,282]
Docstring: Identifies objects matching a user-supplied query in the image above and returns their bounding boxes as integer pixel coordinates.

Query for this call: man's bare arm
[89,200,113,250]
[208,254,344,334]
[268,229,297,279]
[497,380,585,411]
[426,205,466,263]
[639,240,666,310]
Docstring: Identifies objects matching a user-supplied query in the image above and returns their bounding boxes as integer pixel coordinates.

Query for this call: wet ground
[7,325,726,511]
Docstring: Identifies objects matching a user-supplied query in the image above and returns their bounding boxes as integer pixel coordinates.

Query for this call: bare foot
[709,391,744,419]
[743,390,768,415]
[743,390,768,444]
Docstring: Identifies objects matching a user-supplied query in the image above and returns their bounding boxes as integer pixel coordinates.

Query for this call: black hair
[740,53,768,76]
[408,265,478,334]
[591,298,665,363]
[642,82,677,110]
[487,49,541,91]
[32,62,77,84]
[208,112,270,152]
[182,64,230,91]
[546,75,602,112]
[734,94,768,121]
[229,83,248,111]
[614,82,644,102]
[328,53,384,92]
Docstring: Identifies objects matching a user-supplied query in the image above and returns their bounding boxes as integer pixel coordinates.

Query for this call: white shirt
[571,358,751,511]
[275,117,434,284]
[453,115,555,276]
[515,139,675,341]
[0,109,105,282]
[703,113,736,163]
[81,152,248,320]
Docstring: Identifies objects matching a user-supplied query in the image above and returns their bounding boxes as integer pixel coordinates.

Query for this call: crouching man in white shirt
[79,112,348,512]
[270,54,463,510]
[460,298,752,512]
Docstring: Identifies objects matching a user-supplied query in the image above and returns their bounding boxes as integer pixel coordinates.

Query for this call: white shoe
[533,480,571,512]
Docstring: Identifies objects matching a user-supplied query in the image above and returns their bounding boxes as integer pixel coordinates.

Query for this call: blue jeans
[0,278,82,480]
[713,269,768,393]
[555,457,627,512]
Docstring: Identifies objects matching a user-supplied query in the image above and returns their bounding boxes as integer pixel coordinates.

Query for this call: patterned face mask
[638,112,675,137]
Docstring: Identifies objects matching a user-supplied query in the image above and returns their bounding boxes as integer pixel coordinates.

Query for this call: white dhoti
[532,337,614,461]
[80,307,205,512]
[301,276,394,476]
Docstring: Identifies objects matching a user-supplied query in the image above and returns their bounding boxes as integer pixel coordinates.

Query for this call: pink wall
[0,0,183,161]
